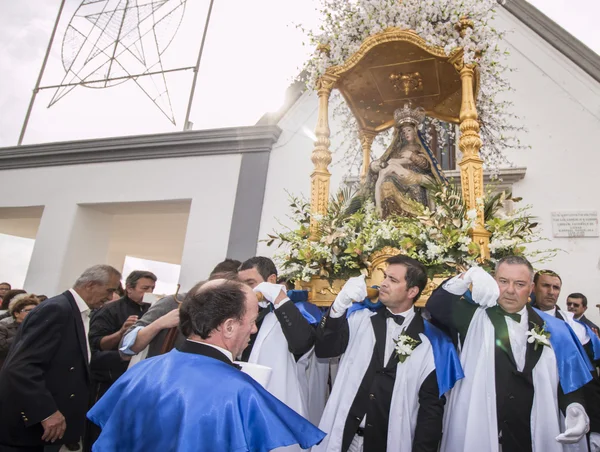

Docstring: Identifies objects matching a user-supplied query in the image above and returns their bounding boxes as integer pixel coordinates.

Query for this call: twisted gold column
[310,75,337,239]
[456,63,490,260]
[359,129,377,184]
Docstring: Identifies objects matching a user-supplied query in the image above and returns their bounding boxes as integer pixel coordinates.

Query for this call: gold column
[456,62,490,260]
[310,74,337,239]
[359,129,377,184]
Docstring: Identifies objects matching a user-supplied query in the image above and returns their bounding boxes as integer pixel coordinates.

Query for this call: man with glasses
[567,293,600,336]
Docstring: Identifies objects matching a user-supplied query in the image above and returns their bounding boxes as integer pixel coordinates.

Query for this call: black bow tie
[384,309,405,326]
[491,305,521,323]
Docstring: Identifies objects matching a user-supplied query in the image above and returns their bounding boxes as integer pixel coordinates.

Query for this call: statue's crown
[393,102,426,127]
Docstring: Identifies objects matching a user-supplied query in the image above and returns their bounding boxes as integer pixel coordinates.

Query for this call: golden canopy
[309,25,490,265]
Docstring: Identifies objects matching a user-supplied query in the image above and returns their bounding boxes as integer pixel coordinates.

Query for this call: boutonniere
[526,322,551,350]
[393,333,420,363]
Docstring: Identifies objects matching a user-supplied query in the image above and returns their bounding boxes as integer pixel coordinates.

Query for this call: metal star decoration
[51,0,187,124]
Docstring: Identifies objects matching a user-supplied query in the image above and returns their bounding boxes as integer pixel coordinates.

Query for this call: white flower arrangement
[266,182,557,282]
[297,0,525,173]
[526,323,551,351]
[394,333,421,363]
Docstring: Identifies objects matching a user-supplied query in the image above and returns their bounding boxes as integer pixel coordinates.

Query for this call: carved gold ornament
[389,71,424,96]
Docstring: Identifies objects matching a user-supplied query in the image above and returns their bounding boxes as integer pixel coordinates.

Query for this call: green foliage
[266,180,558,281]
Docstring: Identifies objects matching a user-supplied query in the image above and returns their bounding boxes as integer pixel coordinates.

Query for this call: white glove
[590,432,600,452]
[332,275,367,313]
[556,403,589,444]
[469,267,500,308]
[443,267,498,307]
[253,282,287,304]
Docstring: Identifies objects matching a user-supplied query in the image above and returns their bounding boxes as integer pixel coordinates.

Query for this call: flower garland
[265,182,557,282]
[297,0,526,172]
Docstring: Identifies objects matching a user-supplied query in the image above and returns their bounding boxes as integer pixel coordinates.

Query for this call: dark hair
[208,271,239,281]
[210,259,242,277]
[35,295,48,302]
[1,289,26,310]
[125,270,157,289]
[568,292,588,308]
[179,280,248,339]
[495,256,535,281]
[239,256,278,281]
[0,283,11,290]
[115,284,125,297]
[533,269,562,285]
[385,254,428,301]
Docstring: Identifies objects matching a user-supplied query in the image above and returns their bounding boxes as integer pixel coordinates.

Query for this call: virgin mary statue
[365,102,446,218]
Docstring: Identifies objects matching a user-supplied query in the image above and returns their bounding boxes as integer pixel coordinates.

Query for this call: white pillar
[24,203,113,295]
[178,191,238,292]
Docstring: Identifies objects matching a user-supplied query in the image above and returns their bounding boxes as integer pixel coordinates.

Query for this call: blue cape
[88,350,325,451]
[534,308,593,393]
[347,305,463,397]
[576,319,600,361]
[287,290,323,325]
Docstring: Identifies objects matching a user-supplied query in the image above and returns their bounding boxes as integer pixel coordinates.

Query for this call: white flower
[393,334,420,363]
[526,329,550,347]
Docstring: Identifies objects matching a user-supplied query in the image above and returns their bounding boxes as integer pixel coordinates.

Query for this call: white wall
[0,153,242,295]
[256,91,350,257]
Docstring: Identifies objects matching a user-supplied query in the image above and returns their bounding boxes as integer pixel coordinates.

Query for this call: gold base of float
[295,247,447,308]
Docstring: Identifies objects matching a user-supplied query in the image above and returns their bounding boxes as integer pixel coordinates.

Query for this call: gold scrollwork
[389,71,424,96]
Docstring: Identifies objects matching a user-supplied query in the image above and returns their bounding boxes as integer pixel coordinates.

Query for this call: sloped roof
[504,0,600,84]
[258,0,600,126]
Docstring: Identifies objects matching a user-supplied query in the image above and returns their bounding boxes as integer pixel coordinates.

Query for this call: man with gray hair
[0,264,121,452]
[427,256,593,452]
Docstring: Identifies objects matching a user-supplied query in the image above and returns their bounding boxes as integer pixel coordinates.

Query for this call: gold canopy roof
[323,28,478,132]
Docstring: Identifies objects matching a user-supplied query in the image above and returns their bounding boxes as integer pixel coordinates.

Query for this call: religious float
[267,0,554,307]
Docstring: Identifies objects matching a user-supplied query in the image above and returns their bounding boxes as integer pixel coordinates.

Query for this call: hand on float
[556,403,589,444]
[469,267,500,308]
[332,275,367,314]
[253,282,288,306]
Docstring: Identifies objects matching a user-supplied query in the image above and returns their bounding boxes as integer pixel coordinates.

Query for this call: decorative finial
[393,102,426,127]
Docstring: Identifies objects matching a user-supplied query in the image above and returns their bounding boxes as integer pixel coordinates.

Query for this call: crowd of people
[0,254,598,452]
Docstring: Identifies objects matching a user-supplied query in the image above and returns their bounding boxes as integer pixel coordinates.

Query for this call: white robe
[441,308,588,452]
[249,311,327,451]
[313,310,436,452]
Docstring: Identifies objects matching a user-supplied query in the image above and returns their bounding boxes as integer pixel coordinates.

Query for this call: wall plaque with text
[551,211,599,238]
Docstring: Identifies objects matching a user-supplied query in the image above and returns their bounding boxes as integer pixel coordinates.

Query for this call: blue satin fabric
[285,290,323,325]
[535,308,593,393]
[576,319,600,361]
[423,320,465,397]
[88,350,326,451]
[346,304,463,397]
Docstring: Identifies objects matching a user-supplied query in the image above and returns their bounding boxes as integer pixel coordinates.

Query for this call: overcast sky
[0,0,598,289]
[0,0,598,147]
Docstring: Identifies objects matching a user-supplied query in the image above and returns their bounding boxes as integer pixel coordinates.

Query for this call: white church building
[1,1,600,320]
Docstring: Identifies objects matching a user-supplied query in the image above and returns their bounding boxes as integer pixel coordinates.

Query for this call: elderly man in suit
[0,264,121,452]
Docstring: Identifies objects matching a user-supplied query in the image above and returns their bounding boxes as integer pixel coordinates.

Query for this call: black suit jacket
[241,301,315,362]
[427,286,584,452]
[316,308,444,452]
[580,315,600,333]
[0,291,90,447]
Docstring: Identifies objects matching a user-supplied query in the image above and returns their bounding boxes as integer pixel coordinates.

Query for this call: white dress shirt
[505,305,529,372]
[186,339,233,362]
[384,306,416,366]
[69,289,91,363]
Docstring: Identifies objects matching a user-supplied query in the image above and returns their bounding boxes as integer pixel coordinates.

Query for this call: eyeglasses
[566,302,581,308]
